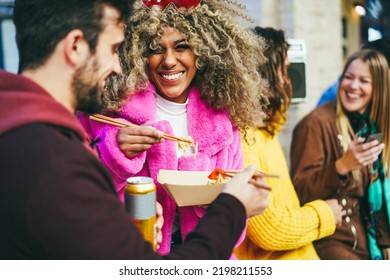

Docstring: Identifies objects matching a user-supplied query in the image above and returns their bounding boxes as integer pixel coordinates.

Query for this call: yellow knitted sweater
[234,128,336,260]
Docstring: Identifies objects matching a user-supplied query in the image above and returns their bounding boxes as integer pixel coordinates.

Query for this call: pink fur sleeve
[230,128,244,170]
[79,114,168,195]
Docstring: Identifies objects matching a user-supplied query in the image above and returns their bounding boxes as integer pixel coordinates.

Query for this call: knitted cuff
[306,199,336,239]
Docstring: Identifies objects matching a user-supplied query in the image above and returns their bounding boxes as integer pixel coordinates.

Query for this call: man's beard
[73,58,104,114]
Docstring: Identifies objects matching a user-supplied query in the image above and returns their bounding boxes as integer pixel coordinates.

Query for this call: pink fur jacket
[79,84,245,257]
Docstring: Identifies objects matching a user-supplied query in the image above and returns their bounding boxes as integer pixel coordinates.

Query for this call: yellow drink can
[125,176,157,251]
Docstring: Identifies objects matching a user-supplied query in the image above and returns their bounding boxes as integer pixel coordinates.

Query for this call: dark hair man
[0,0,270,259]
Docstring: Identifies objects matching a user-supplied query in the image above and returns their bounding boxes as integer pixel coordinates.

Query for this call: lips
[160,71,184,81]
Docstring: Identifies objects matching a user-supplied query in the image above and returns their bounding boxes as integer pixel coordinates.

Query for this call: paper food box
[157,169,226,207]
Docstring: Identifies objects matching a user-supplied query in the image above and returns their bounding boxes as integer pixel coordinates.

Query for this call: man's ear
[64,29,89,66]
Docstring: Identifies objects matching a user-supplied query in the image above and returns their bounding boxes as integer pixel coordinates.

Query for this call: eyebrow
[174,39,189,44]
[159,38,188,46]
[345,71,371,78]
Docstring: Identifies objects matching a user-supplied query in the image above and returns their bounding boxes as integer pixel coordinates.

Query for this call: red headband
[142,0,202,10]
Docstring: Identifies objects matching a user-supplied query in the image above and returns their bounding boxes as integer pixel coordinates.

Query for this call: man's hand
[155,202,163,250]
[222,165,270,217]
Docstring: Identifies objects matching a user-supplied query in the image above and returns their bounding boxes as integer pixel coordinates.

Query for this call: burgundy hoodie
[0,70,246,260]
[0,70,89,143]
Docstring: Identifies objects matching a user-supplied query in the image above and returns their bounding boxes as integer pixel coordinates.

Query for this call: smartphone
[364,132,384,143]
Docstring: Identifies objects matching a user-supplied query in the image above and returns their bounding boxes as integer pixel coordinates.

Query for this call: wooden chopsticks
[219,172,272,191]
[225,169,280,179]
[89,114,195,144]
[90,114,130,128]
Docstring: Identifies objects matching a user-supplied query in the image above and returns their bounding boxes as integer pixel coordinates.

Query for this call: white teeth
[346,92,360,99]
[161,72,184,80]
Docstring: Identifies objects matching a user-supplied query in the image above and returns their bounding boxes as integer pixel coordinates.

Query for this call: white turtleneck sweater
[156,93,194,158]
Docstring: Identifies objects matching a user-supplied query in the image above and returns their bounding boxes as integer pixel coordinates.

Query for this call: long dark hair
[253,26,292,136]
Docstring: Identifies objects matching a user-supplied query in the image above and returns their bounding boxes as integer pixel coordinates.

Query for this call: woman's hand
[325,199,343,227]
[335,137,385,175]
[117,125,163,158]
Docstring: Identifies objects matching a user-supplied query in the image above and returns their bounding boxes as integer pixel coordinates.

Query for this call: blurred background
[241,0,389,167]
[1,0,389,167]
[0,0,16,73]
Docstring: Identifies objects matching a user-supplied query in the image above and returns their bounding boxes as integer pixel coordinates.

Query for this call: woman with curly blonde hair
[79,0,269,257]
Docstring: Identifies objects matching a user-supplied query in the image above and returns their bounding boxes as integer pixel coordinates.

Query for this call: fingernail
[247,164,254,171]
[157,130,164,138]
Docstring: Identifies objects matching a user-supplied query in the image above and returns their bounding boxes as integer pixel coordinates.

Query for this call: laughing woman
[290,49,390,259]
[79,0,268,257]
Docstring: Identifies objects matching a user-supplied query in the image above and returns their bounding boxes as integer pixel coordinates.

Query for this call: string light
[354,3,366,16]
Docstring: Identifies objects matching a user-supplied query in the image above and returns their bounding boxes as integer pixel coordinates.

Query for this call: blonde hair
[336,49,390,180]
[104,0,268,132]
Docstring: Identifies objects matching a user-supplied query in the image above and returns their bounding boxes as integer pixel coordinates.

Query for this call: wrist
[335,159,349,176]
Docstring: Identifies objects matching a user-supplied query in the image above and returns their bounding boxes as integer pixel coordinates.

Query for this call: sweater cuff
[305,199,336,239]
[213,193,247,232]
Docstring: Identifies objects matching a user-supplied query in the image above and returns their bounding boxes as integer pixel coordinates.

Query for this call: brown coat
[290,101,390,259]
